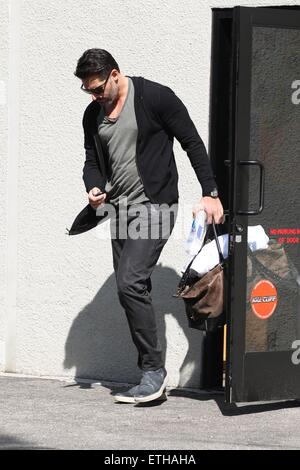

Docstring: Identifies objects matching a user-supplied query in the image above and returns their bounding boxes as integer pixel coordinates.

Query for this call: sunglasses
[81,71,111,95]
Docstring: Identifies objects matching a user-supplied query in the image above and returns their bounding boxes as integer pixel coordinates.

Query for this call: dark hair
[74,49,120,79]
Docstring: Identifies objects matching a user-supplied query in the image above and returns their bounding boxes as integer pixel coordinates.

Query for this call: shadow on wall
[63,263,205,388]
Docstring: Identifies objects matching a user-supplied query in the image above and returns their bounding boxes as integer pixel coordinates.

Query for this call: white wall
[1,0,298,386]
[0,0,9,369]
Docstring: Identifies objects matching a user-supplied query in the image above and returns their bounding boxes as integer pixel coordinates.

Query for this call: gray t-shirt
[98,77,150,207]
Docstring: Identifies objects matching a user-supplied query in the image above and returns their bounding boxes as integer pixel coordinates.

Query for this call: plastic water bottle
[184,210,207,256]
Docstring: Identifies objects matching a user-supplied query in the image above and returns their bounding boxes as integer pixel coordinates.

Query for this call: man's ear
[111,69,119,80]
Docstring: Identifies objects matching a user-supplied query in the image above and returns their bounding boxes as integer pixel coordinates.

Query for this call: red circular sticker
[250,280,278,319]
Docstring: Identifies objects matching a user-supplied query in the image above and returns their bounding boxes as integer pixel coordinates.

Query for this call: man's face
[81,70,119,105]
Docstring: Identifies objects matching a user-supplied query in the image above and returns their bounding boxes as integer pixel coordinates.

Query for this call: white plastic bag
[247,225,269,251]
[183,225,269,277]
[190,234,229,277]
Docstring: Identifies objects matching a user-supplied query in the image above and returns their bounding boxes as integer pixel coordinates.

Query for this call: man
[74,49,224,404]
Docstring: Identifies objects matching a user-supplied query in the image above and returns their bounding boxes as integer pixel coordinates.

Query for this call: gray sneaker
[113,384,143,404]
[113,368,168,404]
[134,367,168,403]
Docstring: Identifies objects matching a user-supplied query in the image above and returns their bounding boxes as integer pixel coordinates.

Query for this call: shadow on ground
[168,388,300,415]
[0,433,53,450]
[63,263,212,389]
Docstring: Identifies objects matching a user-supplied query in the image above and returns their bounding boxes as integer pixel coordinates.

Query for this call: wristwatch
[205,188,219,199]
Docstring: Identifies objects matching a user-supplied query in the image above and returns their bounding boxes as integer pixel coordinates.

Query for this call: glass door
[225,6,300,403]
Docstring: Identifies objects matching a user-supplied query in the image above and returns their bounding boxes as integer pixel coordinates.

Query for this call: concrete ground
[1,373,300,450]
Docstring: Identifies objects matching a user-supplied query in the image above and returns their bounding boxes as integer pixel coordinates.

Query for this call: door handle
[236,160,265,215]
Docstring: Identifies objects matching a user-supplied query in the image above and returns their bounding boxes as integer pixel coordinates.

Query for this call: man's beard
[98,89,118,107]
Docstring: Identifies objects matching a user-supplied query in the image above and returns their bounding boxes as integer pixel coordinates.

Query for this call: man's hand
[88,187,107,210]
[192,197,225,224]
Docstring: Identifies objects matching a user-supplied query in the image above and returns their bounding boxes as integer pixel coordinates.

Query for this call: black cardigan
[82,76,217,205]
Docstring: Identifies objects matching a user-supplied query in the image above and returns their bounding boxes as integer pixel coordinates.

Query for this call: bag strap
[178,217,223,290]
[212,219,225,264]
